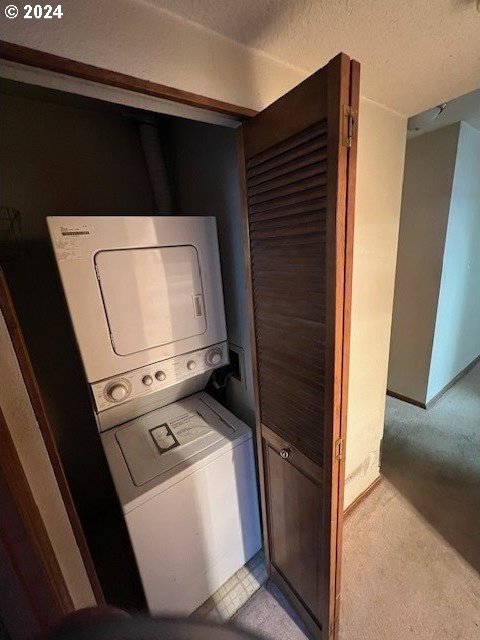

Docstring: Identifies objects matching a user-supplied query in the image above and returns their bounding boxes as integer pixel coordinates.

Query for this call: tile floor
[194,551,267,621]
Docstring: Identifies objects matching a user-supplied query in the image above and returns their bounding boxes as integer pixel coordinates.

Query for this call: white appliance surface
[47,216,227,382]
[95,246,206,356]
[115,393,234,486]
[100,392,262,615]
[91,342,227,418]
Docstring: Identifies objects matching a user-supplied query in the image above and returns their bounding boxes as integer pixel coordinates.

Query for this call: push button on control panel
[142,375,153,386]
[187,360,197,371]
[155,370,166,381]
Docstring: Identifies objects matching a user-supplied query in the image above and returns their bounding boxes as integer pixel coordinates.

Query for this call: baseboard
[387,354,480,410]
[344,476,382,518]
[425,354,480,409]
[386,389,426,409]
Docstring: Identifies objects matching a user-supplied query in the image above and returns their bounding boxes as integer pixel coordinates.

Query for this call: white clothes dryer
[47,216,227,388]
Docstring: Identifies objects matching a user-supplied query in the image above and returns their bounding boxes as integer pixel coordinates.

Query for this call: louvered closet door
[241,54,360,640]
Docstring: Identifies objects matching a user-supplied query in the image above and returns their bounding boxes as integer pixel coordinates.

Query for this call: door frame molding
[0,41,257,119]
[0,270,105,605]
[1,405,74,631]
[332,57,360,635]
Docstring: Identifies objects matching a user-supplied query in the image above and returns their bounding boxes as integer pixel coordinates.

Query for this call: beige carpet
[233,363,480,639]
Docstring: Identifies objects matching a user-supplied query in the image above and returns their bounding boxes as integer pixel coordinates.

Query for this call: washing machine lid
[114,395,235,487]
[95,245,206,356]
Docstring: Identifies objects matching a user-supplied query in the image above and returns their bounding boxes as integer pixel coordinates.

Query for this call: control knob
[106,381,129,402]
[155,370,166,381]
[142,375,153,386]
[206,347,223,366]
[187,360,197,371]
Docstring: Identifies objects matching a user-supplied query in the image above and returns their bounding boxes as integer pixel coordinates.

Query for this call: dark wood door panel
[247,119,328,465]
[263,426,322,620]
[241,53,359,639]
[242,76,328,158]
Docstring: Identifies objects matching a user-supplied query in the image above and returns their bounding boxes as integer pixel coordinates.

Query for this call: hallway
[233,363,480,639]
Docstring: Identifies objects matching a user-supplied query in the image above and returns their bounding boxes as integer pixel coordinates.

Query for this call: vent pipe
[136,116,173,214]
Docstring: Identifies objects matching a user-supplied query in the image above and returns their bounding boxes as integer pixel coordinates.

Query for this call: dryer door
[95,246,206,356]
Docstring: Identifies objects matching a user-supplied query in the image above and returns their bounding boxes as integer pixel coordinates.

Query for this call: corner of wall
[387,123,460,405]
[426,120,480,401]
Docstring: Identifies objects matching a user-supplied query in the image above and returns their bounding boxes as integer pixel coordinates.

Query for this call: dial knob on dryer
[107,382,129,402]
[206,347,223,366]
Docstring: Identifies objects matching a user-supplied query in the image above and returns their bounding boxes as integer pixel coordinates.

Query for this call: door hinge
[335,437,344,460]
[343,105,357,148]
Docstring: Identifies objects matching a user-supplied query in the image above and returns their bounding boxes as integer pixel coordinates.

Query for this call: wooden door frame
[0,41,256,119]
[0,270,105,605]
[0,405,74,636]
[333,58,359,632]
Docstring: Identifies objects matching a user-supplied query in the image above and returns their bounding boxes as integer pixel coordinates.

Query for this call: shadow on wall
[381,363,480,573]
[0,90,155,609]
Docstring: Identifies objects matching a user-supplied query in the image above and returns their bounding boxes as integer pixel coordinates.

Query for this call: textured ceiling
[148,0,480,116]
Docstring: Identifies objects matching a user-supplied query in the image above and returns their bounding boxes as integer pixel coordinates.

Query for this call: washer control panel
[92,342,228,412]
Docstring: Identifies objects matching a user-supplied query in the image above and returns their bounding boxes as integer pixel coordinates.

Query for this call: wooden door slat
[247,122,327,170]
[248,158,327,196]
[247,143,327,186]
[249,186,327,215]
[249,198,327,223]
[248,173,327,206]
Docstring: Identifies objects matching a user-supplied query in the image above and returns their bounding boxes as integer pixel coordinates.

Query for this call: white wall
[387,124,460,404]
[0,310,96,609]
[427,123,480,400]
[344,98,407,508]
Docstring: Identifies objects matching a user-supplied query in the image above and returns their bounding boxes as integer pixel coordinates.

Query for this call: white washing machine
[48,215,261,614]
[101,391,261,615]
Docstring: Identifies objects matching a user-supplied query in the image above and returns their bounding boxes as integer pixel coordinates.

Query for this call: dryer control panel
[91,342,228,412]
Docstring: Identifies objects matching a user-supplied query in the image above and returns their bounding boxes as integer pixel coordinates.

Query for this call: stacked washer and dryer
[48,216,261,615]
